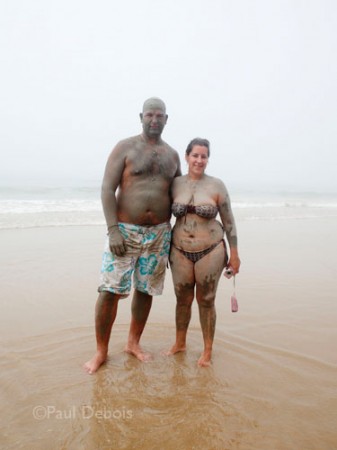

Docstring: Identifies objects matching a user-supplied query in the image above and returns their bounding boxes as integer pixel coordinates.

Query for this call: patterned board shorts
[98,222,171,298]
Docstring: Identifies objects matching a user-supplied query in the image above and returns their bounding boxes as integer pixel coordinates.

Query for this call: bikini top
[172,202,218,219]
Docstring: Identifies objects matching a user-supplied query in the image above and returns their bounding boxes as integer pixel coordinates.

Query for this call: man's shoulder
[111,135,142,156]
[116,135,141,148]
[161,139,176,152]
[160,140,180,160]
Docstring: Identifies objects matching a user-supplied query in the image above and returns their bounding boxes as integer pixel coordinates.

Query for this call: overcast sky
[1,0,336,192]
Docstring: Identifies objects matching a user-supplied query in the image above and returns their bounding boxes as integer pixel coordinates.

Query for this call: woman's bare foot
[164,343,186,356]
[83,351,107,375]
[197,350,212,367]
[124,343,152,362]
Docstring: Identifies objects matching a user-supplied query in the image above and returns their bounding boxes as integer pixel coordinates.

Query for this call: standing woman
[168,138,241,366]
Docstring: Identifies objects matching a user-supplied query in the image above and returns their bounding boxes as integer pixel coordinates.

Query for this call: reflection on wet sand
[1,323,336,450]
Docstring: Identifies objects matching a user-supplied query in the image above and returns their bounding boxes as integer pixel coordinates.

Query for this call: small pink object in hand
[231,294,238,313]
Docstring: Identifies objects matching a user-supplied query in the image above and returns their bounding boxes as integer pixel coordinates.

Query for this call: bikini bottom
[172,240,226,264]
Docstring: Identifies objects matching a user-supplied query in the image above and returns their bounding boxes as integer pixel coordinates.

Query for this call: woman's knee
[196,290,216,308]
[174,282,195,304]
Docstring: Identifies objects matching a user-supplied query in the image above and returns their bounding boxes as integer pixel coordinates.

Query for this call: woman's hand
[228,252,241,275]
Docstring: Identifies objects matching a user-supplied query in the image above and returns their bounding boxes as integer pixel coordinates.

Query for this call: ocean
[1,183,337,449]
[1,184,336,229]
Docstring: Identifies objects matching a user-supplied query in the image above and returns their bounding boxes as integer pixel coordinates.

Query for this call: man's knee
[98,290,120,303]
[134,290,152,302]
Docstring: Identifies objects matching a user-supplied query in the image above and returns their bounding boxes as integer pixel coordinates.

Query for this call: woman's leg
[167,246,195,354]
[195,243,225,366]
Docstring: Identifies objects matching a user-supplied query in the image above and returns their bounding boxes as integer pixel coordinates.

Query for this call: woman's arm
[217,180,241,274]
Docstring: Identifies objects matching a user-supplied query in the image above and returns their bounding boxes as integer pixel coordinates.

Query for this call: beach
[0,192,337,449]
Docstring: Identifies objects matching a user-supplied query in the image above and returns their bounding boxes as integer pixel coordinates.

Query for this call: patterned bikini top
[172,202,218,219]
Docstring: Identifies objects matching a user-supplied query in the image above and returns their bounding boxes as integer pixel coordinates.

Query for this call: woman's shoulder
[204,174,226,189]
[172,175,188,185]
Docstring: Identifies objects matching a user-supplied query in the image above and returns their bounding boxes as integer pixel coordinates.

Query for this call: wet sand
[1,219,337,449]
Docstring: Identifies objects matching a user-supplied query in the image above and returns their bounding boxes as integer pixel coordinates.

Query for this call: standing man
[84,97,181,374]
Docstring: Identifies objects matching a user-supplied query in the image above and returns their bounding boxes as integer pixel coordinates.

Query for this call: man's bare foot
[83,351,107,375]
[163,343,186,356]
[124,343,152,362]
[197,351,212,367]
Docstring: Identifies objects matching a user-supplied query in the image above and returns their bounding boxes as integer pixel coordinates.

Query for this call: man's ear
[139,113,143,121]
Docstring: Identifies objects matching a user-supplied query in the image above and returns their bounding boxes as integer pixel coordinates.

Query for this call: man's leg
[84,291,120,374]
[125,290,153,362]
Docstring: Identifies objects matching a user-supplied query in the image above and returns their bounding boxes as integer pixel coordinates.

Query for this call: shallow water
[1,218,337,449]
[1,323,336,450]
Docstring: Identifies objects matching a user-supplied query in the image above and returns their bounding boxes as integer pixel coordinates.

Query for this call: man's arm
[101,143,127,256]
[174,151,182,177]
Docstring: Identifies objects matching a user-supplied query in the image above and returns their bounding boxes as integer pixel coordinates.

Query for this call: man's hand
[108,228,127,256]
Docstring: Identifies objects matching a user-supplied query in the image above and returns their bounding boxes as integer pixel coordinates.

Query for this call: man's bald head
[142,97,166,114]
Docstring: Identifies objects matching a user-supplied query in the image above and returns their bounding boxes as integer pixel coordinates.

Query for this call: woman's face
[186,145,209,177]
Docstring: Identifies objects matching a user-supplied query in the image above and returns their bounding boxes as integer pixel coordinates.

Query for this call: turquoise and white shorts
[98,222,171,297]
